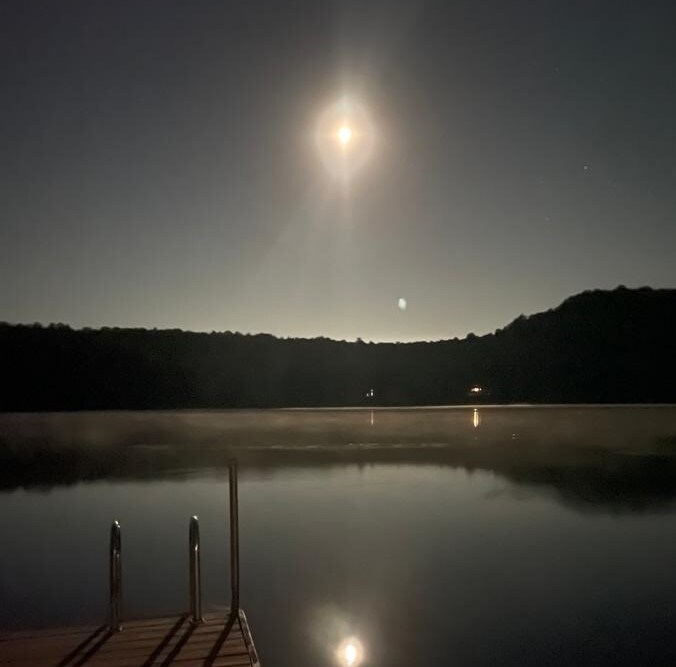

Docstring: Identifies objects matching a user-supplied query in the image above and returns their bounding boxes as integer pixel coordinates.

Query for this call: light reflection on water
[337,637,363,666]
[3,407,676,666]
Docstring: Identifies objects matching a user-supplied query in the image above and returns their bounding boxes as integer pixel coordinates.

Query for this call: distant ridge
[2,286,675,410]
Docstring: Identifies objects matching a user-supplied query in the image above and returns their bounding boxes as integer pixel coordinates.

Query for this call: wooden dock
[0,611,261,667]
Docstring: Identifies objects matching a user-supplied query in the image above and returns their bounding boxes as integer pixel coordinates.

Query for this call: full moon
[398,297,407,311]
[338,125,353,145]
[315,98,374,179]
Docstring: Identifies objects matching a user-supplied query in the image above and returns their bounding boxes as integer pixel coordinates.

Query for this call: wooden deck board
[0,612,261,667]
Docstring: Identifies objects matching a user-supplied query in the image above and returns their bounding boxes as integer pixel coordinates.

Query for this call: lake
[2,406,676,666]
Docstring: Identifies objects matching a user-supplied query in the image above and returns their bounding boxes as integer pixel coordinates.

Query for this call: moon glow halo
[315,98,374,180]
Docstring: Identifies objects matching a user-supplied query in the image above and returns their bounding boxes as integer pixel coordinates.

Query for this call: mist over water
[3,406,676,666]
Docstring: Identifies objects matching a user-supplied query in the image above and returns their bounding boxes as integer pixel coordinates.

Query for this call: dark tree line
[2,286,675,411]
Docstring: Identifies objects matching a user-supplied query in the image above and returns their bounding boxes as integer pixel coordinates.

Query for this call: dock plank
[0,612,260,667]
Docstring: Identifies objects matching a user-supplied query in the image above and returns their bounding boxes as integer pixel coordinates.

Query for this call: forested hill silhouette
[2,286,675,411]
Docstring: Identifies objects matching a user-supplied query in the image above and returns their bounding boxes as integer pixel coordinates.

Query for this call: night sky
[1,1,675,342]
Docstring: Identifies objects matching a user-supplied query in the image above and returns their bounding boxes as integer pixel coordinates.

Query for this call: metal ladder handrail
[107,459,241,631]
[189,515,203,623]
[109,520,122,632]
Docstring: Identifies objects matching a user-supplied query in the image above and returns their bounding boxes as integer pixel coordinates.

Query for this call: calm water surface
[2,406,676,666]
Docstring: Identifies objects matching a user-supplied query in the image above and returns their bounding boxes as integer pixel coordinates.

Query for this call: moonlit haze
[1,1,675,341]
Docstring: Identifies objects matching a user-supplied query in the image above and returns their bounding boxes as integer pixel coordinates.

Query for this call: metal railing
[189,515,203,623]
[109,520,122,632]
[105,459,241,630]
[229,460,240,615]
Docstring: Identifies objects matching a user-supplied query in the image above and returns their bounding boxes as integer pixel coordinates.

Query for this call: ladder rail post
[109,520,122,632]
[229,460,240,614]
[189,515,203,623]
